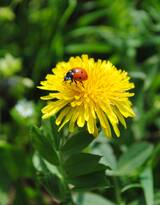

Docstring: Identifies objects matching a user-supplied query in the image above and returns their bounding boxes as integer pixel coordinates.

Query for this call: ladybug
[64,68,88,84]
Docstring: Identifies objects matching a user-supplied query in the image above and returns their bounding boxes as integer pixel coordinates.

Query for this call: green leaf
[110,142,153,176]
[140,167,154,205]
[77,9,108,26]
[33,153,65,201]
[61,131,93,155]
[155,191,160,205]
[0,162,11,205]
[31,126,59,165]
[121,183,141,193]
[69,171,107,191]
[59,0,77,28]
[65,43,110,54]
[0,142,34,180]
[0,189,9,205]
[149,143,160,168]
[73,192,115,205]
[69,26,101,37]
[42,117,61,149]
[40,173,65,202]
[64,153,106,177]
[32,152,60,178]
[91,134,117,169]
[128,199,142,205]
[0,7,15,21]
[51,33,64,59]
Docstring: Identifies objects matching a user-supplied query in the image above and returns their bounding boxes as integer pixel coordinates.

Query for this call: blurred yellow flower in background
[38,55,135,138]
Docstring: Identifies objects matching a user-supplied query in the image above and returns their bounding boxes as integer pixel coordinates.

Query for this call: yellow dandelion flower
[38,55,135,138]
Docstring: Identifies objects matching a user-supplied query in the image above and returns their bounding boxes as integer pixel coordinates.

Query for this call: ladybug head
[64,70,73,81]
[64,76,71,81]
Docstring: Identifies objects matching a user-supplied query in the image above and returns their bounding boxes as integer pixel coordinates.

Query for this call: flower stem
[58,150,74,205]
[113,177,124,205]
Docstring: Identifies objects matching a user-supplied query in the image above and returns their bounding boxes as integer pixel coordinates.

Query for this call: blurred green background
[0,0,160,204]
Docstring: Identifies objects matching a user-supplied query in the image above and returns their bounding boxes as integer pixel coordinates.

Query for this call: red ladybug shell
[71,68,88,81]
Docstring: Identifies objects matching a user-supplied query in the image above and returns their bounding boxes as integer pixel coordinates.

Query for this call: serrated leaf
[61,131,93,155]
[64,153,106,178]
[31,126,59,165]
[32,152,60,178]
[40,173,65,202]
[111,142,153,176]
[69,171,107,191]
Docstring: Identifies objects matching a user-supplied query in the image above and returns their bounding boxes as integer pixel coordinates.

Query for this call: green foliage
[41,173,66,202]
[61,131,93,155]
[63,153,106,178]
[140,167,154,205]
[73,192,115,205]
[31,119,107,203]
[113,142,153,176]
[31,125,59,165]
[0,0,160,204]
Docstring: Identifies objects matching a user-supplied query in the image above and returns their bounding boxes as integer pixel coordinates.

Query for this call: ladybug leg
[70,78,74,85]
[80,81,84,88]
[74,80,78,87]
